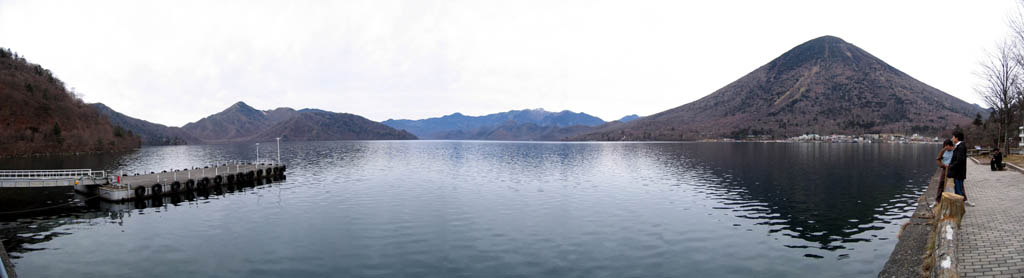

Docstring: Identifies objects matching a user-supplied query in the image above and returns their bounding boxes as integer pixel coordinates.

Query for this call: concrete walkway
[957,161,1024,277]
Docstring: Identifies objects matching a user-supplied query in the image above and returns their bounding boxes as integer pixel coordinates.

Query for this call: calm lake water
[0,141,936,277]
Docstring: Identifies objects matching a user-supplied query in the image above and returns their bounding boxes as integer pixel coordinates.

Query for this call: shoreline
[0,148,139,159]
[1,238,15,278]
[878,167,943,277]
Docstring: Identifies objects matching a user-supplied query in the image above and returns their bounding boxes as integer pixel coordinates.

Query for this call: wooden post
[934,192,965,227]
[931,192,965,278]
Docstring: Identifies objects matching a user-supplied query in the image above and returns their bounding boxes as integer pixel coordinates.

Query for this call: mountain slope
[179,101,415,143]
[0,48,140,156]
[573,36,985,141]
[181,102,287,143]
[252,110,416,141]
[91,103,198,145]
[382,109,606,139]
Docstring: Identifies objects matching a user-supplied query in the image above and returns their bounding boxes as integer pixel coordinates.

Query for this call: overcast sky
[0,0,1018,126]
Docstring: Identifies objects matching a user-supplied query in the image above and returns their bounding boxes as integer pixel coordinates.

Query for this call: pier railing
[0,169,105,180]
[0,169,107,188]
[191,160,280,169]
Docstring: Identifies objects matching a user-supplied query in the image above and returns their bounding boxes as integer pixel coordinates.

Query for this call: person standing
[947,130,971,206]
[935,139,954,204]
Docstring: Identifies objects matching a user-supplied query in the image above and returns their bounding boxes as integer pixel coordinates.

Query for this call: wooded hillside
[0,48,140,156]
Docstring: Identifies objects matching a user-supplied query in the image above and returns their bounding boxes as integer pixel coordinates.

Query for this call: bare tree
[977,40,1020,152]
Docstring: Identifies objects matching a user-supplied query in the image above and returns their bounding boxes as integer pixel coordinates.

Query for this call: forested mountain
[92,101,416,145]
[177,101,414,143]
[91,103,197,145]
[0,48,140,156]
[251,110,416,141]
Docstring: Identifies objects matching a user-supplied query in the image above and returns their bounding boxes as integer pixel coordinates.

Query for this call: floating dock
[1,170,107,213]
[99,162,286,201]
[0,162,286,203]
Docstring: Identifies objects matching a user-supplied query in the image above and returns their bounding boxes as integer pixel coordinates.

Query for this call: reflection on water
[0,183,267,257]
[0,141,935,277]
[648,143,928,256]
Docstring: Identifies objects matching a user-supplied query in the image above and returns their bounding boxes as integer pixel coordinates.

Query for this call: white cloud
[0,0,1014,126]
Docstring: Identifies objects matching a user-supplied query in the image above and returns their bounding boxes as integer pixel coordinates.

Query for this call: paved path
[957,161,1024,277]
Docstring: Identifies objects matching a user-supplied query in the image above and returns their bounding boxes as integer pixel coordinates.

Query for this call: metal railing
[214,159,279,166]
[188,160,280,169]
[0,169,105,180]
[0,170,107,188]
[252,159,280,165]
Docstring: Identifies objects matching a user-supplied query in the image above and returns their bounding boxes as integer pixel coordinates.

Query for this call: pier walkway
[0,161,286,203]
[0,169,107,188]
[100,161,286,201]
[957,161,1024,277]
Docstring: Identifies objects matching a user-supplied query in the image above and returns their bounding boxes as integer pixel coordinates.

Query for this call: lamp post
[276,137,281,165]
[256,143,260,164]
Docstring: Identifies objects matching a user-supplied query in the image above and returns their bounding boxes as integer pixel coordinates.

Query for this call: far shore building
[787,132,939,144]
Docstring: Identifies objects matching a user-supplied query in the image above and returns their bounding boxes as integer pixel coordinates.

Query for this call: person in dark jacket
[947,130,971,206]
[990,148,1004,171]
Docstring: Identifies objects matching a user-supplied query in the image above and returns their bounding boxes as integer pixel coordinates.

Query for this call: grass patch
[1006,154,1023,165]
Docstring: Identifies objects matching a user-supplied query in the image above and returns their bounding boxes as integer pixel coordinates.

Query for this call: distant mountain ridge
[97,101,415,145]
[382,108,607,139]
[617,114,641,123]
[435,122,606,141]
[573,35,986,141]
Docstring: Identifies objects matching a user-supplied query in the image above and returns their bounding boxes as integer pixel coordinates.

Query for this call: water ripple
[0,141,937,278]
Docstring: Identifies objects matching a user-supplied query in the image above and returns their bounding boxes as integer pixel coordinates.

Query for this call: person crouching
[990,148,1004,171]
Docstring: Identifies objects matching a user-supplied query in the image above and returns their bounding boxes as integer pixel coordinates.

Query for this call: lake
[0,141,937,277]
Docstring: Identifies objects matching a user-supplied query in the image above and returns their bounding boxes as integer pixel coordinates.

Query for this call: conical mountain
[181,101,300,143]
[182,101,275,142]
[574,36,985,141]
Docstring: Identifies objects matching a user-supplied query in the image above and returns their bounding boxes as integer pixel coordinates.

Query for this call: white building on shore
[1018,126,1023,154]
